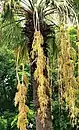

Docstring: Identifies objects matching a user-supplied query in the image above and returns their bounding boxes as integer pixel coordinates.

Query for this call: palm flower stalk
[31,30,50,127]
[76,26,79,84]
[14,47,29,130]
[58,24,78,126]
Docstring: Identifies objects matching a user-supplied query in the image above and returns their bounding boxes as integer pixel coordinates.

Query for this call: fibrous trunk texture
[23,12,52,130]
[30,59,52,130]
[31,31,52,130]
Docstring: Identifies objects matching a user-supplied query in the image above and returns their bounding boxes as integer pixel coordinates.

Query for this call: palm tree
[1,0,77,130]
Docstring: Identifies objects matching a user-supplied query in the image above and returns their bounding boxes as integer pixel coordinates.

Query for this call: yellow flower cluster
[77,27,79,84]
[58,25,78,126]
[14,49,29,130]
[32,31,49,125]
[15,83,28,130]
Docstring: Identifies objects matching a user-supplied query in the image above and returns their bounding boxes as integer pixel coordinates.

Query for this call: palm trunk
[30,58,53,130]
[24,13,53,129]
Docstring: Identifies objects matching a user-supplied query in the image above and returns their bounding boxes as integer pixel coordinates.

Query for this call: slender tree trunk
[30,57,53,130]
[24,13,53,129]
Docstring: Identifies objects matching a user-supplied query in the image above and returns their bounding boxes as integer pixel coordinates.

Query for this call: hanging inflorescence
[58,24,78,126]
[14,47,29,130]
[76,26,79,85]
[31,31,49,126]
